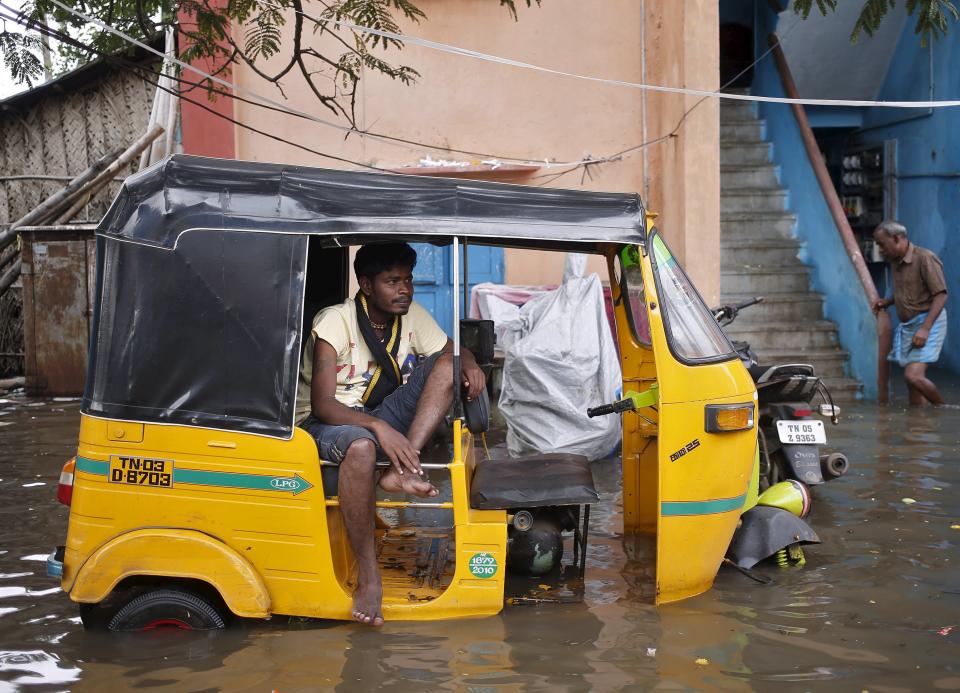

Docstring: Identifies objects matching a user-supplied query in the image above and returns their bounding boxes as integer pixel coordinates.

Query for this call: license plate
[776,420,826,445]
[108,455,173,488]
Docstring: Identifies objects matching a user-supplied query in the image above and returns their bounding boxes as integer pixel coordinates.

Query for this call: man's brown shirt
[889,242,947,322]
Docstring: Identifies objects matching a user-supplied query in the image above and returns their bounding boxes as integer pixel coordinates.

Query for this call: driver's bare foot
[352,578,384,626]
[379,468,439,497]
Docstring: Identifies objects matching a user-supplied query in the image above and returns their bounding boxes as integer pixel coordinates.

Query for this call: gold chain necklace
[359,293,388,330]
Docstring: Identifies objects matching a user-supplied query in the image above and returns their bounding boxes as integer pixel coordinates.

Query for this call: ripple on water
[0,397,956,690]
[0,650,81,688]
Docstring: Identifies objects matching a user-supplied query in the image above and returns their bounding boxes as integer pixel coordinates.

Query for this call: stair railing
[769,34,892,403]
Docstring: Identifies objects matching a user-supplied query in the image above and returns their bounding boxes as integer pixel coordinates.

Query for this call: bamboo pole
[0,144,127,253]
[54,173,112,225]
[769,34,891,403]
[53,191,94,225]
[139,80,163,171]
[0,260,21,295]
[0,123,164,254]
[0,244,16,270]
[0,123,164,301]
[0,377,25,392]
[35,123,165,227]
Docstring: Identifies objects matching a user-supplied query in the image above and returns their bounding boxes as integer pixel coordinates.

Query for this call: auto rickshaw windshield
[646,233,735,363]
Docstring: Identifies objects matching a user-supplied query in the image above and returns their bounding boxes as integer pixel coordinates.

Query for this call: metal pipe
[324,500,454,509]
[319,461,451,470]
[770,33,891,403]
[462,237,469,316]
[452,237,463,419]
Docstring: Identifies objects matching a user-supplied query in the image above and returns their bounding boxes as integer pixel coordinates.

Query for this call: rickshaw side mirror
[460,319,495,365]
[463,387,490,434]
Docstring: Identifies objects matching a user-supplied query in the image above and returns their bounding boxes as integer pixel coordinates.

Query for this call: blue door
[411,244,504,336]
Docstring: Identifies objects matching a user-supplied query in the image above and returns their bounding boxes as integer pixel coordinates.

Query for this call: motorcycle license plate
[776,420,826,445]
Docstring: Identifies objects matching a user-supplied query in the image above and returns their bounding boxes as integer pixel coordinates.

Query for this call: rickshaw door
[636,236,757,605]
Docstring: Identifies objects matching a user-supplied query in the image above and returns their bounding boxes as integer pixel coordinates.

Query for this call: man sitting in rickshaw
[295,242,486,626]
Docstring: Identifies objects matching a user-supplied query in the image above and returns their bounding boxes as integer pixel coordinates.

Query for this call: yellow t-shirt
[295,298,449,422]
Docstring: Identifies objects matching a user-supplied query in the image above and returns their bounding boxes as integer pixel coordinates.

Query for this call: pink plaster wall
[226,0,720,299]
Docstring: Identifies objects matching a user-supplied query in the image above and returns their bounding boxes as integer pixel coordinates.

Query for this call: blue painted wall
[751,3,879,398]
[848,27,960,372]
[411,244,504,336]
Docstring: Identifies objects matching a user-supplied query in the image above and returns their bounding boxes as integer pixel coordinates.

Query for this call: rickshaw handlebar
[586,398,636,418]
[712,296,764,325]
[587,385,659,418]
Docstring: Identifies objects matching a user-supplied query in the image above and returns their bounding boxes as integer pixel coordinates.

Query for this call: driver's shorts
[299,351,444,464]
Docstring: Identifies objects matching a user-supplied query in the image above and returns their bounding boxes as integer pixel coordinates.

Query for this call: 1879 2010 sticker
[108,455,173,488]
[468,552,499,579]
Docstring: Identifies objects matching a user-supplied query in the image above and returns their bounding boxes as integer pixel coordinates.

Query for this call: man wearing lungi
[872,221,949,406]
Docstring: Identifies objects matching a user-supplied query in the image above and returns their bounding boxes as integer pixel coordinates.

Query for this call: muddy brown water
[0,389,958,692]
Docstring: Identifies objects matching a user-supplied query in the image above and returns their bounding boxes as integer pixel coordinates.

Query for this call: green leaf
[794,0,959,43]
[0,31,44,86]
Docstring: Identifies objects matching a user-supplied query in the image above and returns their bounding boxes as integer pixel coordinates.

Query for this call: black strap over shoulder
[355,293,402,409]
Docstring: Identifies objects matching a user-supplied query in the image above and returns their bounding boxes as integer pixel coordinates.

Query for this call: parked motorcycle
[587,388,820,569]
[714,298,849,492]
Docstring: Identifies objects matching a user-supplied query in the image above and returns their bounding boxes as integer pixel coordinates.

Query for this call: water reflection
[0,650,81,690]
[0,393,958,690]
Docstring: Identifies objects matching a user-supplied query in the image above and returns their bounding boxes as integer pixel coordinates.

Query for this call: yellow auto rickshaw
[46,154,760,629]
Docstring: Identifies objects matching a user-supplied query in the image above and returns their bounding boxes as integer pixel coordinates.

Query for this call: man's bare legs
[340,355,453,624]
[380,352,453,496]
[904,362,945,406]
[337,438,383,626]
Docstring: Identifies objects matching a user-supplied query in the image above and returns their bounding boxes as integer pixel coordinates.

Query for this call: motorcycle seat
[470,453,599,509]
[749,363,816,384]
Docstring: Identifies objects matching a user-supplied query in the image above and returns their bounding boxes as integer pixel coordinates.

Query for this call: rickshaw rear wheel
[106,588,226,632]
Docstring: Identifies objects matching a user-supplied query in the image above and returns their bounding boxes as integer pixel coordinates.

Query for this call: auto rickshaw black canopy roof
[99,155,646,249]
[83,155,646,439]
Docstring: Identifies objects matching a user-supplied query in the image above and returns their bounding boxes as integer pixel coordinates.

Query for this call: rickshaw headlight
[704,404,755,432]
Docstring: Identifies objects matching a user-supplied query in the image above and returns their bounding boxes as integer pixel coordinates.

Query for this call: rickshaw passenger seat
[469,453,599,509]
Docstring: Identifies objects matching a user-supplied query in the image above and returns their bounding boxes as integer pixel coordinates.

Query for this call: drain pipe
[640,0,649,201]
[769,33,892,403]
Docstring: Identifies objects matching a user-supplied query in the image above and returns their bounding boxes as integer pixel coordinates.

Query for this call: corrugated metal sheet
[20,229,95,396]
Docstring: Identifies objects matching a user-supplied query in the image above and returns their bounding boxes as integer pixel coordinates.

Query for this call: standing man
[295,242,485,626]
[872,221,948,406]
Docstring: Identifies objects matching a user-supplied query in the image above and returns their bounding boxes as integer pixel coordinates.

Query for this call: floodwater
[0,381,958,692]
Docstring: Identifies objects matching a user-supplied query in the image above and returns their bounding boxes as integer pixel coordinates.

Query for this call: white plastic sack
[499,255,622,460]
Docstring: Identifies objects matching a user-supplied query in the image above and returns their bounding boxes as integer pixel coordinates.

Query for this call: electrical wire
[531,18,804,186]
[0,4,385,171]
[44,0,624,169]
[15,0,837,188]
[286,1,960,109]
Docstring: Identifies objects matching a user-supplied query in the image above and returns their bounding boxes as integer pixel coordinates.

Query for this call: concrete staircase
[719,97,862,401]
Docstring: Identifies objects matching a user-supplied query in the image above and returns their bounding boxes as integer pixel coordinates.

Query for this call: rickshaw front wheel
[103,588,227,632]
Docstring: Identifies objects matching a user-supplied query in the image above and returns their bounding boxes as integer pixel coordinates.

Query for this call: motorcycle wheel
[760,454,782,493]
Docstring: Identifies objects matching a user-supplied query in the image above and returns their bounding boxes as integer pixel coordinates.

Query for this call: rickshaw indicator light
[57,457,76,506]
[705,404,755,432]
